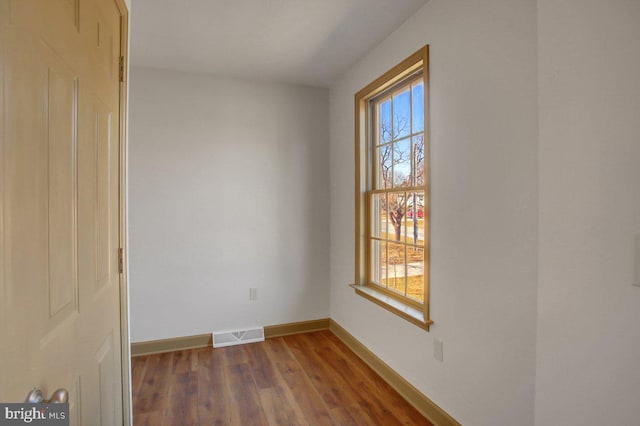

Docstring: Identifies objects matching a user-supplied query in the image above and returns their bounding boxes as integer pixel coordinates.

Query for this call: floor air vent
[213,327,265,348]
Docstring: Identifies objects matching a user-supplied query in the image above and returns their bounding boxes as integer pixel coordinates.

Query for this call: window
[354,46,431,330]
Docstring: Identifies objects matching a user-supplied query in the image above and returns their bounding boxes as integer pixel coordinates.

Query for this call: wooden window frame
[353,46,432,330]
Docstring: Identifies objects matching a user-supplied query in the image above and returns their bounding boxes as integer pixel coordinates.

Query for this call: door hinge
[118,248,124,274]
[119,56,124,82]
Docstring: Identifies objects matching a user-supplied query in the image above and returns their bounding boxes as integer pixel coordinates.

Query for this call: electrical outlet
[433,338,443,362]
[249,288,258,301]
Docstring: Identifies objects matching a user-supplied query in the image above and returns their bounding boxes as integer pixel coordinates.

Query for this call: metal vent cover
[213,327,265,348]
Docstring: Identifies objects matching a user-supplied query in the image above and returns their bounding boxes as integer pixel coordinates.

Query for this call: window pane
[401,200,409,242]
[376,144,392,189]
[393,138,411,187]
[406,191,425,246]
[406,190,425,302]
[379,99,392,144]
[406,254,424,303]
[393,89,411,140]
[370,193,386,238]
[386,192,406,242]
[370,239,387,286]
[386,243,406,295]
[413,135,425,186]
[412,82,424,134]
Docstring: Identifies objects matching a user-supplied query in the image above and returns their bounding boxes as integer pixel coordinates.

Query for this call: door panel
[96,333,116,425]
[95,97,113,291]
[46,58,79,321]
[1,0,126,423]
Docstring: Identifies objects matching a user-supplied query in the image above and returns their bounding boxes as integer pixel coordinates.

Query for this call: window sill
[350,284,432,331]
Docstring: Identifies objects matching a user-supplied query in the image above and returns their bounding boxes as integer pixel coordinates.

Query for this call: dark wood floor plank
[295,332,400,426]
[134,352,173,414]
[258,384,308,426]
[303,331,413,426]
[197,348,231,425]
[172,349,194,374]
[262,337,335,426]
[220,343,248,366]
[132,331,434,426]
[285,333,378,423]
[322,330,433,425]
[288,333,382,426]
[225,362,270,426]
[132,411,161,426]
[197,374,229,425]
[131,356,148,396]
[165,371,199,425]
[329,407,360,426]
[244,339,278,389]
[324,330,402,391]
[197,347,224,383]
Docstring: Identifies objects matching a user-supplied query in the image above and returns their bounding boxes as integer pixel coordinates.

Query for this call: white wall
[535,2,640,425]
[329,1,539,425]
[129,67,330,342]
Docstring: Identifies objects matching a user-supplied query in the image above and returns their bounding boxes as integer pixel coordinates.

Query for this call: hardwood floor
[132,330,433,425]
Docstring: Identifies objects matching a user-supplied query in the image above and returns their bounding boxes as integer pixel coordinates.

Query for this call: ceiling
[130,0,429,87]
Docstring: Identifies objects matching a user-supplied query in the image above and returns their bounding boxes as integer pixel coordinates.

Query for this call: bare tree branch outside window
[378,115,424,244]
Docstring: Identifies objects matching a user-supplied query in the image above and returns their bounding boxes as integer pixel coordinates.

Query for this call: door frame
[114,0,131,424]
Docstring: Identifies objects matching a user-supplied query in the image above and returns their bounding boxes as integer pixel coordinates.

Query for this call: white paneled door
[1,0,128,424]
